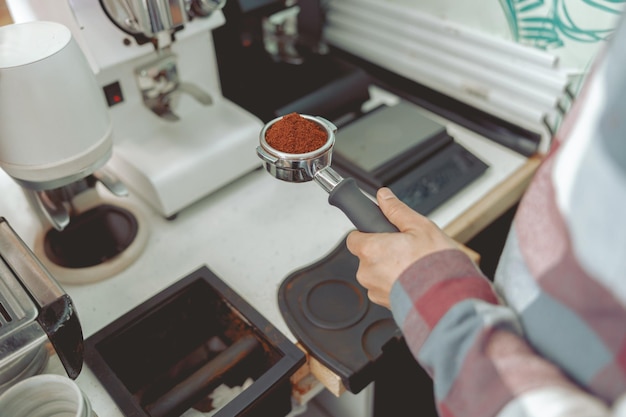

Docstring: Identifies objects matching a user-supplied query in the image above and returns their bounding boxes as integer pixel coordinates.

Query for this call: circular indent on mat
[302,279,368,330]
[362,318,398,359]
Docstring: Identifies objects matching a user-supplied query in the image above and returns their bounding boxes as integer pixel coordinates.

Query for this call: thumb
[377,187,418,232]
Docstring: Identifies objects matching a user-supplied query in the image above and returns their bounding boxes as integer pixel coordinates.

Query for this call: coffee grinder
[7,0,264,220]
[0,20,149,284]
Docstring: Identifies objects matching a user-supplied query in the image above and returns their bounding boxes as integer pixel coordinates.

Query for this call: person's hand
[346,187,458,308]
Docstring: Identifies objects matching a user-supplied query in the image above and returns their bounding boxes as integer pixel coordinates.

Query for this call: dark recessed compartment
[84,266,305,417]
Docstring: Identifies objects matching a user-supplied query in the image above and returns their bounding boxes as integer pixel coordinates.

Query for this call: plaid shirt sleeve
[388,13,626,417]
[390,250,611,417]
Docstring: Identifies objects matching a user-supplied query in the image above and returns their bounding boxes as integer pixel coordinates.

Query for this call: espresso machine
[7,0,263,221]
[213,0,373,122]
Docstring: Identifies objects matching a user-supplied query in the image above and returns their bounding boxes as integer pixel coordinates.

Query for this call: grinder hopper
[256,114,397,233]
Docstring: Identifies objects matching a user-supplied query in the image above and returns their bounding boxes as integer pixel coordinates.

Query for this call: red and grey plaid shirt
[390,15,626,417]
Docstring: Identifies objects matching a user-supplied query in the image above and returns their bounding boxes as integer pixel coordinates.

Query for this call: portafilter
[256,114,398,233]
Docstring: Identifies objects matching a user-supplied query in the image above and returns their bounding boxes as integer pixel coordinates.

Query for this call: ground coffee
[265,113,328,154]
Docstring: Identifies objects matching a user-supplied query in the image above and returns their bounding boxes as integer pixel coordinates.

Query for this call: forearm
[390,249,611,417]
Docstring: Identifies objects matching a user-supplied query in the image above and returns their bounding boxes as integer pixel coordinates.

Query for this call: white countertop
[0,115,527,416]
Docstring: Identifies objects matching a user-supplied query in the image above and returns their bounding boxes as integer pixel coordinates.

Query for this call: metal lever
[27,190,70,232]
[136,52,212,121]
[92,168,129,197]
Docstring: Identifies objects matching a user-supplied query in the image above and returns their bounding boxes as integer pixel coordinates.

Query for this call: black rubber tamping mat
[278,234,403,393]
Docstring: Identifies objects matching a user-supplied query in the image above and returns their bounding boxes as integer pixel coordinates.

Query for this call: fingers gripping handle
[328,178,398,233]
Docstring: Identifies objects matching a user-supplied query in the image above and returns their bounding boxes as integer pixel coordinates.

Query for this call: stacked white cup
[0,374,96,417]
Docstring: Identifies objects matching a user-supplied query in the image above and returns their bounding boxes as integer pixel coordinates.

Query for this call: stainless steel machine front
[0,218,84,392]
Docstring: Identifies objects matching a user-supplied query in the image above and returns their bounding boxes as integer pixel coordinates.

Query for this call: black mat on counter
[278,235,403,394]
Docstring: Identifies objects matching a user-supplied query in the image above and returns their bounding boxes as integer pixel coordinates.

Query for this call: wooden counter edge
[292,343,347,398]
[1,1,12,26]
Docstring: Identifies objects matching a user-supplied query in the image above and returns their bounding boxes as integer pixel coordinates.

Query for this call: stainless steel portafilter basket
[257,114,397,233]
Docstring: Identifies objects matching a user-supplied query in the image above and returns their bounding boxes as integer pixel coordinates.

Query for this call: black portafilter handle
[328,178,399,233]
